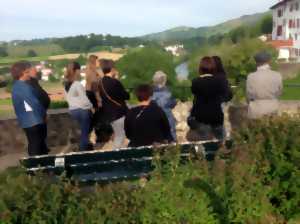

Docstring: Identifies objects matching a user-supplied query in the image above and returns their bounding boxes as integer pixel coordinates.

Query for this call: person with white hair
[152,71,177,141]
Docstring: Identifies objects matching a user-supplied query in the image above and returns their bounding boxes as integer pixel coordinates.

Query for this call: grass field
[281,74,300,100]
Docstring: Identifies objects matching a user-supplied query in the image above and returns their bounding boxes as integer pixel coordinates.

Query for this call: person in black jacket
[125,84,173,147]
[99,59,130,149]
[26,66,51,111]
[187,56,232,141]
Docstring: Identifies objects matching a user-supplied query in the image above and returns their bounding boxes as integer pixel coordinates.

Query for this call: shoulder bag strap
[100,78,122,107]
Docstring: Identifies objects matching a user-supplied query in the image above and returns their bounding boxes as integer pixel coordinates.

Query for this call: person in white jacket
[246,52,283,119]
[64,62,93,151]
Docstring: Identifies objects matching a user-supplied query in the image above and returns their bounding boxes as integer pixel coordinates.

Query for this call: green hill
[142,12,270,42]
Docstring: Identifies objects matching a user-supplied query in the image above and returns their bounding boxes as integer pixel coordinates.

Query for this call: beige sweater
[246,65,283,119]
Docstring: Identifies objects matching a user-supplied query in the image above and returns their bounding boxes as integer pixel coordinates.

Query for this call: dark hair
[199,57,216,75]
[212,56,226,76]
[100,59,115,74]
[10,61,32,80]
[135,84,153,102]
[65,61,81,81]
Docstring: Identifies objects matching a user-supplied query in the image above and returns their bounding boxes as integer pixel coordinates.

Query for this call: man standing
[11,61,48,156]
[246,52,283,119]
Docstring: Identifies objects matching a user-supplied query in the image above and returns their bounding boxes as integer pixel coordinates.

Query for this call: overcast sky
[0,0,278,41]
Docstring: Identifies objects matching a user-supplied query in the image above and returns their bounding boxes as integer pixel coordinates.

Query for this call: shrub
[0,115,300,223]
[27,49,37,57]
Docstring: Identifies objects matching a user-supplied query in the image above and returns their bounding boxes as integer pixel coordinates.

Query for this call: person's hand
[97,100,102,108]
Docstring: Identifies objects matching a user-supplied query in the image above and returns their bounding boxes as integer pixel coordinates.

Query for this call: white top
[64,81,93,110]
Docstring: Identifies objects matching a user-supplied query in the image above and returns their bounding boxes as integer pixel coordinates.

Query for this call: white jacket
[65,81,93,110]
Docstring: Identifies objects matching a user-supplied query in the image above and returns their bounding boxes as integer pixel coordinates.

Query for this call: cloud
[0,0,278,41]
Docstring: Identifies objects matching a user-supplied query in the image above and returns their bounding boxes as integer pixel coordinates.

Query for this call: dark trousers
[24,123,48,156]
[70,109,93,151]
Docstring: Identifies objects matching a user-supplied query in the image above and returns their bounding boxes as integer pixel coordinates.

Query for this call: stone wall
[0,109,80,156]
[1,101,300,156]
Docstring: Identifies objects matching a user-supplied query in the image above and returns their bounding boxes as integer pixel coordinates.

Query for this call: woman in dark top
[99,59,130,149]
[212,56,233,102]
[188,56,231,141]
[125,84,173,147]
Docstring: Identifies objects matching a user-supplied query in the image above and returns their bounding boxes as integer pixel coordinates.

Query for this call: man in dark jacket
[11,61,48,156]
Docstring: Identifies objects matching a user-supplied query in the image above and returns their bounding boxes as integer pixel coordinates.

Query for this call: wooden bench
[20,140,232,184]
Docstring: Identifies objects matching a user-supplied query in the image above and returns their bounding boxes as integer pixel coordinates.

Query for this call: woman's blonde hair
[65,61,81,81]
[153,71,167,88]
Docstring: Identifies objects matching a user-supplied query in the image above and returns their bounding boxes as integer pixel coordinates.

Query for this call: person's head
[100,59,115,75]
[10,61,32,81]
[135,84,153,102]
[153,71,167,88]
[87,55,98,70]
[65,61,81,82]
[212,56,226,75]
[199,57,216,75]
[254,51,271,67]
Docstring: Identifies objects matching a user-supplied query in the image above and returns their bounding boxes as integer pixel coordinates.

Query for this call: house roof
[270,0,292,10]
[269,39,293,48]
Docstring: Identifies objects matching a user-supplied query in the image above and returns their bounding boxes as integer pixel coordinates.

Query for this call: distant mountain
[142,12,270,42]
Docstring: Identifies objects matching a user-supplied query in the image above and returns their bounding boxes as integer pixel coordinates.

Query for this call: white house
[271,0,300,61]
[165,45,184,57]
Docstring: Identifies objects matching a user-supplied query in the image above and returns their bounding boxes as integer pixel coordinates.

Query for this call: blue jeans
[70,109,92,151]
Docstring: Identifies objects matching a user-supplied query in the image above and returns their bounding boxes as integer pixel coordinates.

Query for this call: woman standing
[152,71,177,141]
[99,59,130,149]
[125,84,173,147]
[187,57,231,141]
[85,55,102,109]
[64,62,93,151]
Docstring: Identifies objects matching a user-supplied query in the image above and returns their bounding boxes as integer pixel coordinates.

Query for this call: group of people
[10,50,282,156]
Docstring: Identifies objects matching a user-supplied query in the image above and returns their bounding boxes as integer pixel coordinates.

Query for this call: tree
[0,47,8,57]
[27,49,37,57]
[116,46,177,90]
[260,15,273,34]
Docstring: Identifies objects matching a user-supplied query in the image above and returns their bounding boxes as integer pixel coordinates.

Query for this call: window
[289,33,293,39]
[278,9,283,17]
[296,2,299,10]
[289,19,293,28]
[277,25,283,36]
[295,34,298,40]
[298,19,300,28]
[290,3,294,12]
[293,19,296,28]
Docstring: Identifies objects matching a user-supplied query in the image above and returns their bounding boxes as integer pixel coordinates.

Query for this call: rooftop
[270,0,292,10]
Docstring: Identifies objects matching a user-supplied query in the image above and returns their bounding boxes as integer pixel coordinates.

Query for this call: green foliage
[0,47,8,57]
[49,101,68,109]
[116,46,180,97]
[1,116,300,223]
[54,34,149,53]
[26,49,37,57]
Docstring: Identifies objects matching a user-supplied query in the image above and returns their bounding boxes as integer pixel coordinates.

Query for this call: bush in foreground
[0,115,300,223]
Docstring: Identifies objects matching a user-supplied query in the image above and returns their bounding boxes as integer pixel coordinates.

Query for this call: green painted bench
[20,140,232,184]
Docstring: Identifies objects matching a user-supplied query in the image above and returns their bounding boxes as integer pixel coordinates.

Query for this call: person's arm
[116,80,130,101]
[124,112,132,139]
[14,84,46,124]
[159,108,173,142]
[220,78,233,102]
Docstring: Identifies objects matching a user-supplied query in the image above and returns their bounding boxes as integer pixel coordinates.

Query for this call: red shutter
[289,20,293,28]
[277,26,283,36]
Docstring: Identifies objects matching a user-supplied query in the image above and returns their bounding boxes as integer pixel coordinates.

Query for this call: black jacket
[100,76,130,122]
[124,102,173,147]
[191,74,232,126]
[26,78,50,110]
